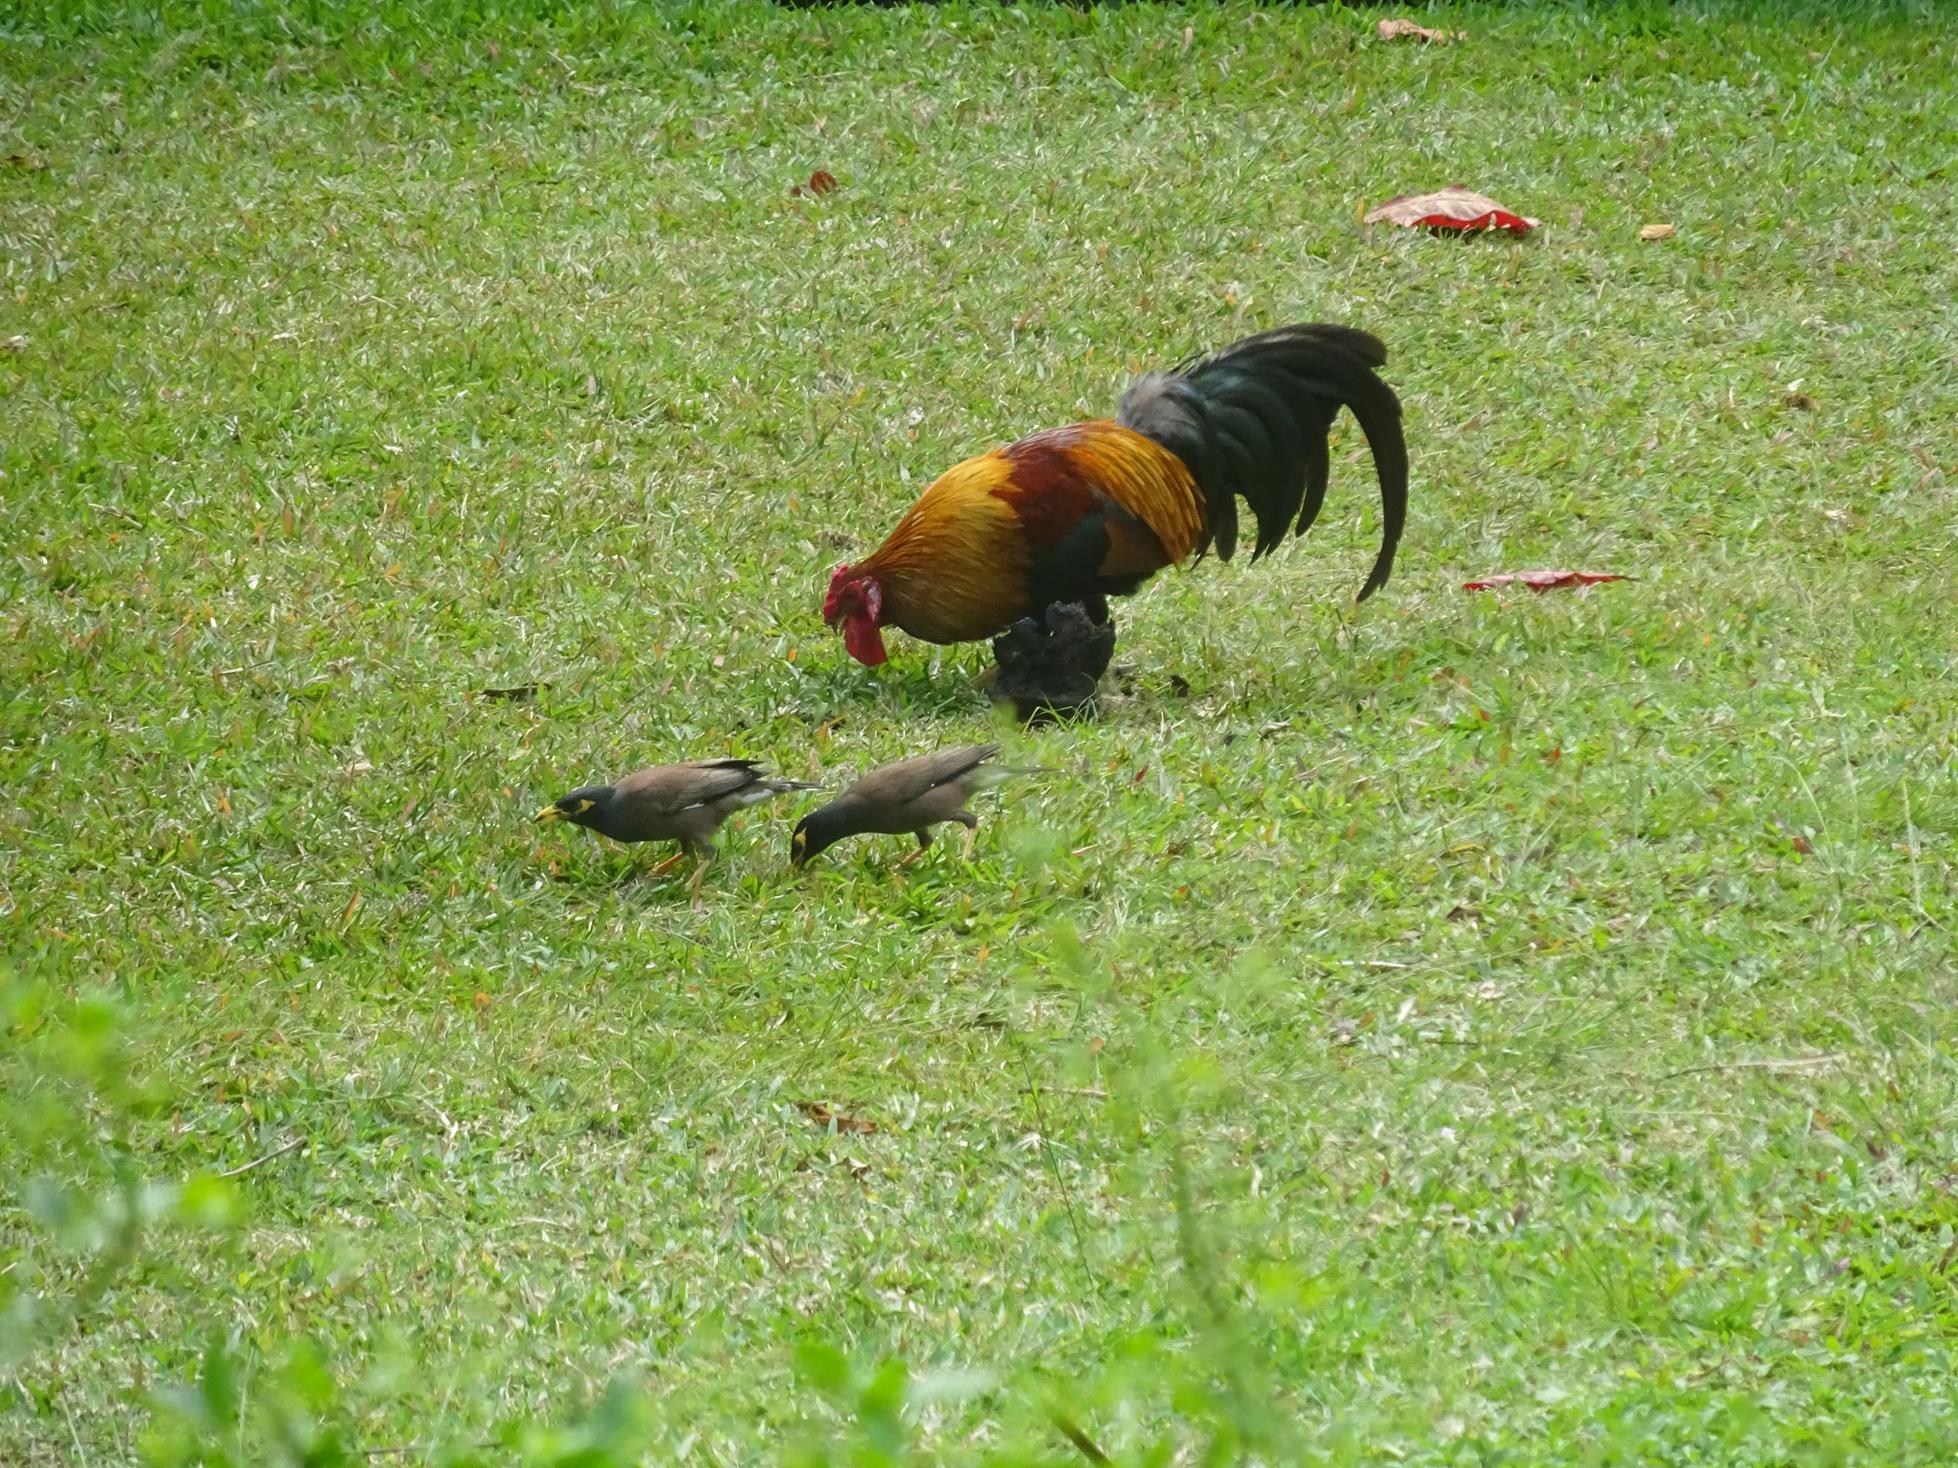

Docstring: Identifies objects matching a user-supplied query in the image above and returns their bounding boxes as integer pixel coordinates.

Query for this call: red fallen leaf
[794,1100,877,1135]
[1364,187,1539,235]
[807,169,838,196]
[1461,570,1631,592]
[1377,18,1463,43]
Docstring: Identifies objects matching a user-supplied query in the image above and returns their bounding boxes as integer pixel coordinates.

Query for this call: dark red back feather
[994,431,1101,550]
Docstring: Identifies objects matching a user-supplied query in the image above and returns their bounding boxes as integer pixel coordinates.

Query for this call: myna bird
[790,743,1019,869]
[535,759,818,893]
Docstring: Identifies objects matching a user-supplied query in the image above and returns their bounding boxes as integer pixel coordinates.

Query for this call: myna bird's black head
[534,785,615,833]
[789,803,855,869]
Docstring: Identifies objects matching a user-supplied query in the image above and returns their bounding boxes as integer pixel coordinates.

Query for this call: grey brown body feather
[791,744,1012,865]
[538,760,818,886]
[604,760,802,850]
[838,744,1003,830]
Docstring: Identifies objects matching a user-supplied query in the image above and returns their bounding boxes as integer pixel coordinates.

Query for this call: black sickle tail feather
[1115,323,1408,602]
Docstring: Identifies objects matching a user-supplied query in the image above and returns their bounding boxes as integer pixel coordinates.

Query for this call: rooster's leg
[986,599,1119,723]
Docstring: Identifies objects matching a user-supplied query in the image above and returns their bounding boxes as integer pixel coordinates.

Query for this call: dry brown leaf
[794,1100,877,1135]
[1461,569,1629,592]
[1363,187,1539,234]
[1771,816,1817,856]
[1377,18,1463,43]
[1639,223,1677,241]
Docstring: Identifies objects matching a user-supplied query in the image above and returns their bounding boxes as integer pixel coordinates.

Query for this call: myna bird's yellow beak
[534,805,562,823]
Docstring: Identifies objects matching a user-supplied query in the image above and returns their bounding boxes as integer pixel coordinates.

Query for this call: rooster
[821,323,1408,702]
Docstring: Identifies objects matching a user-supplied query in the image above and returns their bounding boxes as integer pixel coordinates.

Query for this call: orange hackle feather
[999,423,1204,567]
[855,421,1202,646]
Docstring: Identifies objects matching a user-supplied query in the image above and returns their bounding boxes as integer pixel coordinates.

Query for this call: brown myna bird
[790,743,1018,869]
[536,759,818,893]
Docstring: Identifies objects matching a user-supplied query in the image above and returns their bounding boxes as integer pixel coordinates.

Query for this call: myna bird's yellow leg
[686,855,712,897]
[897,831,932,869]
[960,825,978,862]
[647,850,688,880]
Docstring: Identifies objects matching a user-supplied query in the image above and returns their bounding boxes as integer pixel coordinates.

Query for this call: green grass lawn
[5,2,1957,1462]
